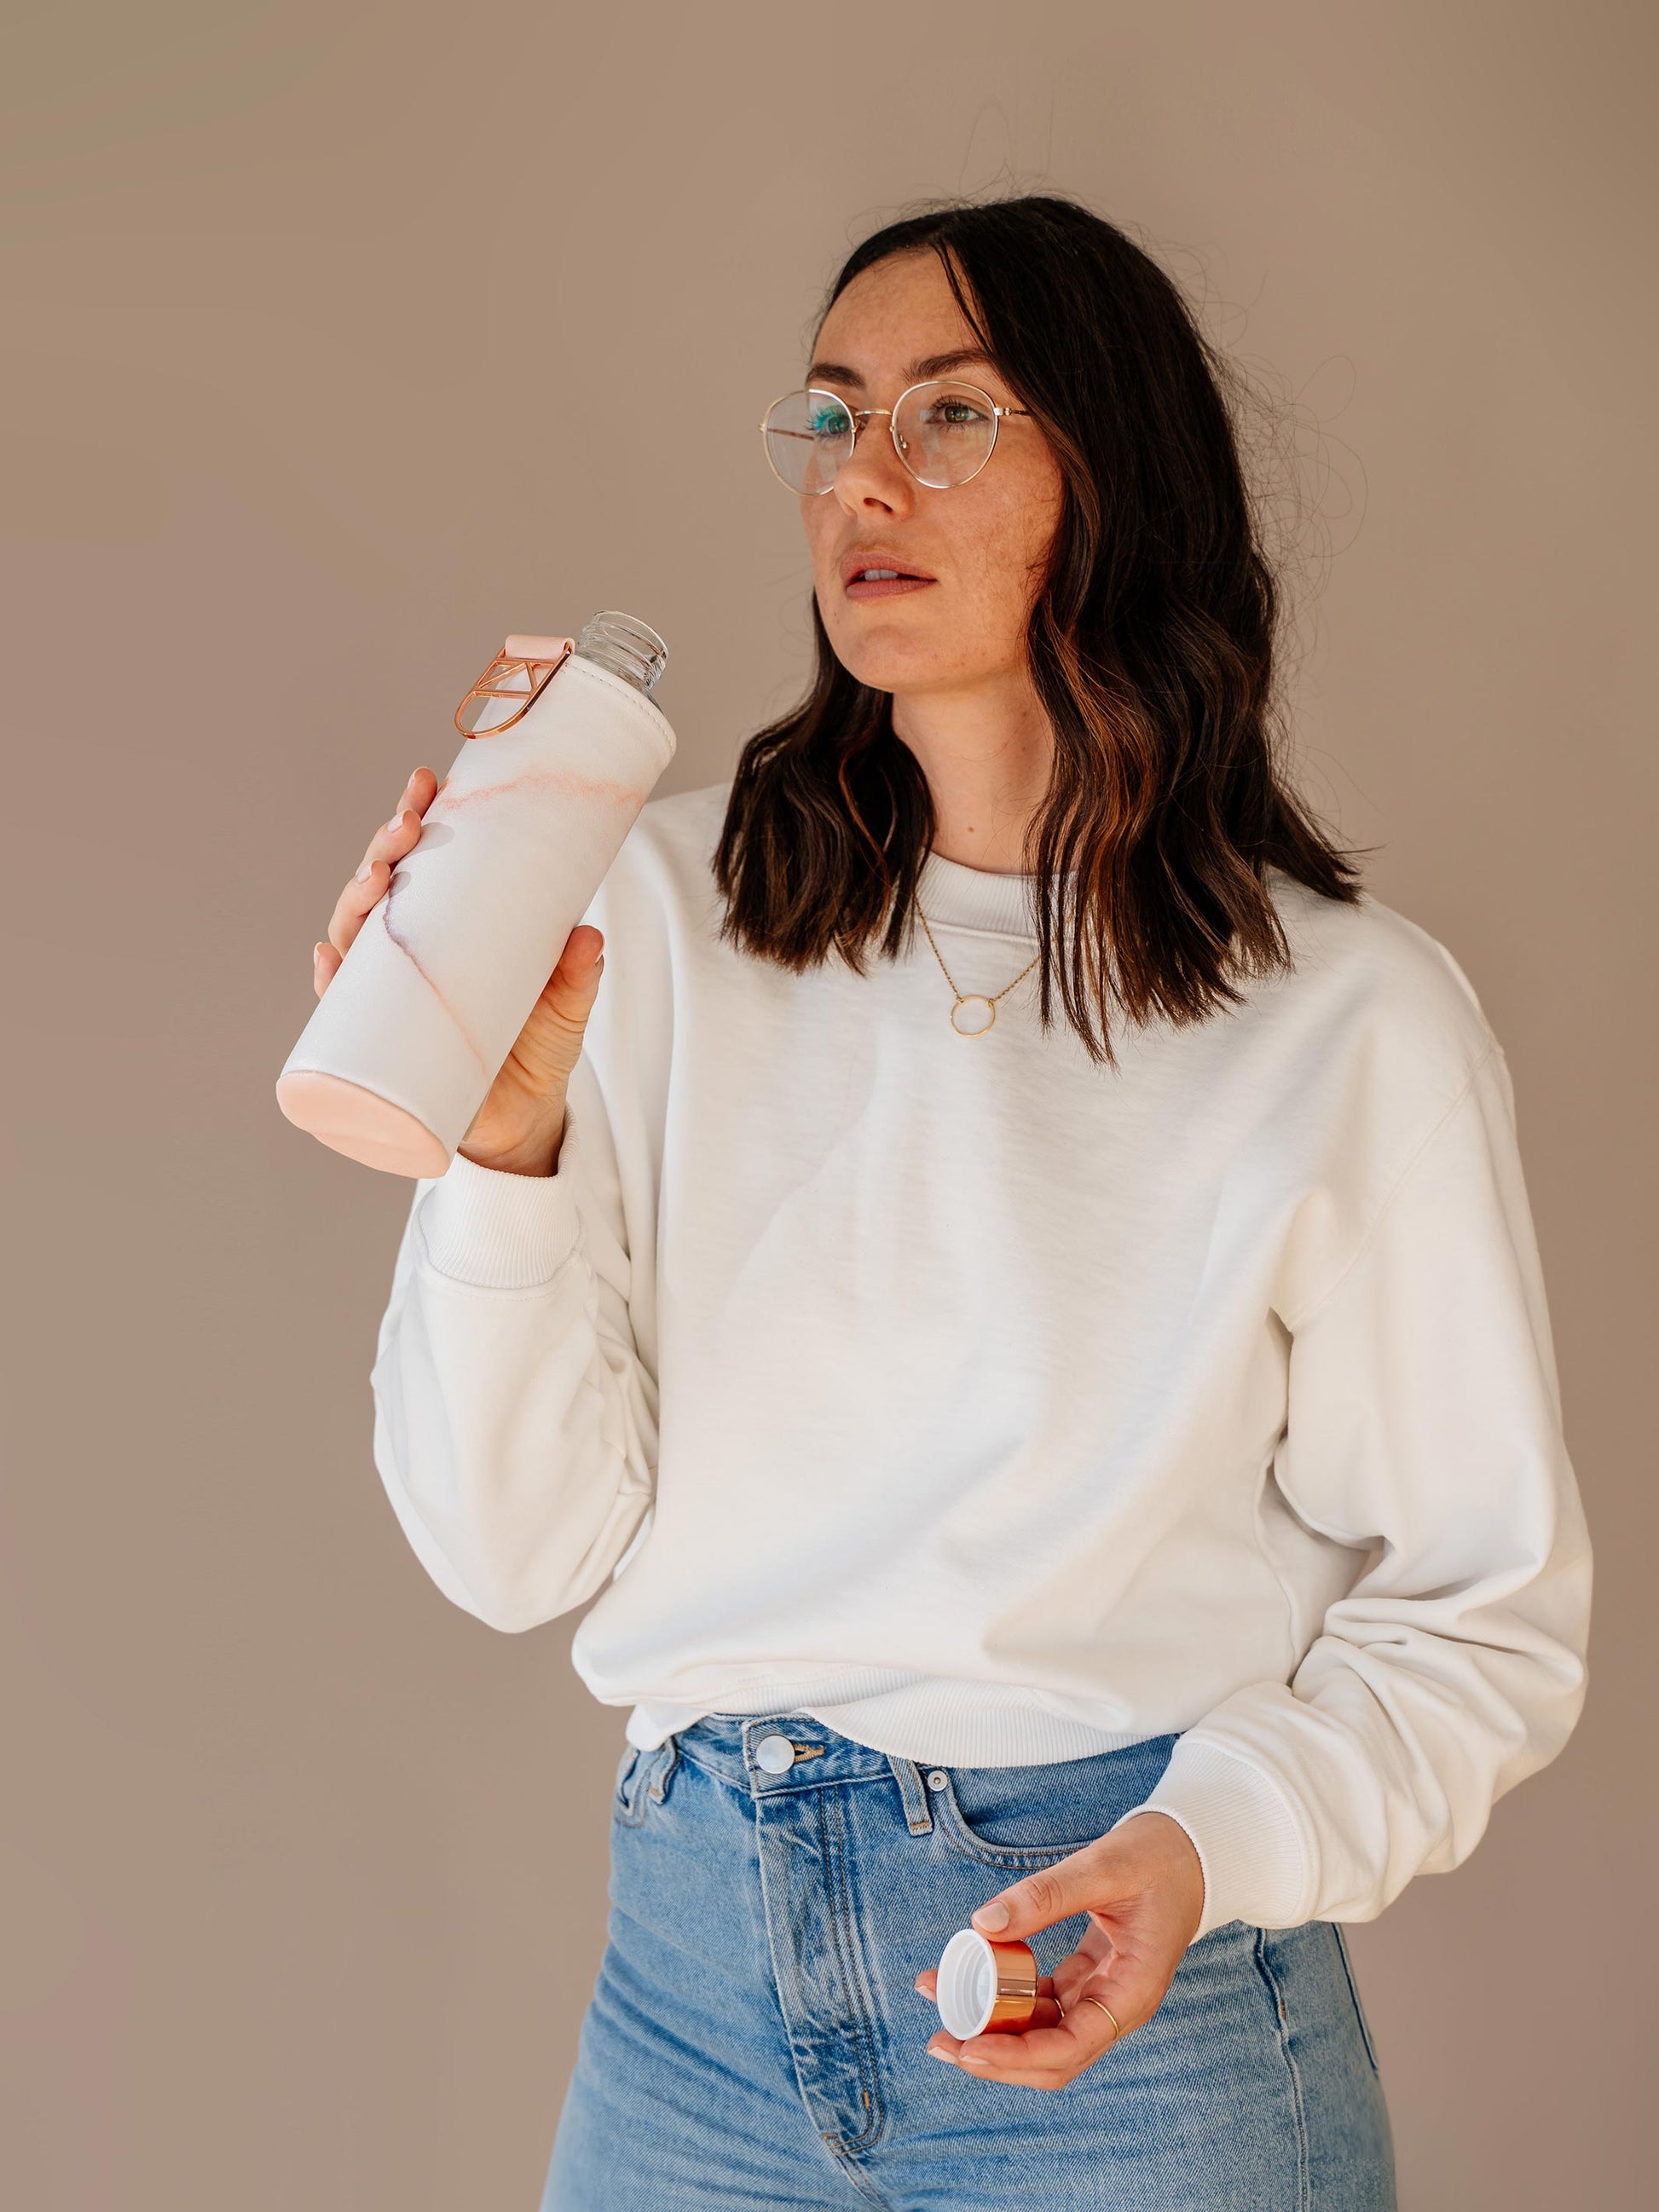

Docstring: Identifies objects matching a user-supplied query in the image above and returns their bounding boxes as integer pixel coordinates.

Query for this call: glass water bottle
[275,611,673,1176]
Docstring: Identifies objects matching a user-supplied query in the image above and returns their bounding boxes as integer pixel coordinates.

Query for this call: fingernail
[927,2046,956,2065]
[386,811,406,835]
[356,859,375,882]
[313,943,327,965]
[973,1902,1009,1932]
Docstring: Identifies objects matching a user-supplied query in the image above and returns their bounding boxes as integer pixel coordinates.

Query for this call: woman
[320,196,1593,2208]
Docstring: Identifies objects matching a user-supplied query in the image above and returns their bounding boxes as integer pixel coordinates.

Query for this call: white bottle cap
[934,1926,1039,2040]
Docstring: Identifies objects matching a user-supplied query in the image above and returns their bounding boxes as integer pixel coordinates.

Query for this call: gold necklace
[912,895,1042,1037]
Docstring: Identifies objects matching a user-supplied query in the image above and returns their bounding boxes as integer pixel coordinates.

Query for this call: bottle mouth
[577,610,668,694]
[936,1930,999,2039]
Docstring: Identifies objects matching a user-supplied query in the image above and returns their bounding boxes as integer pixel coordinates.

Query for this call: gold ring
[1082,1995,1122,2036]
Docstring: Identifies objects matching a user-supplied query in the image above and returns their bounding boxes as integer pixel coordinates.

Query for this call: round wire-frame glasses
[760,378,1033,494]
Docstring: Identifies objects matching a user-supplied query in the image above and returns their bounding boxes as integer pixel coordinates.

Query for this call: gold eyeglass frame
[759,378,1032,494]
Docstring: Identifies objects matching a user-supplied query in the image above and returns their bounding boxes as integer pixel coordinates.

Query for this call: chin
[821,612,957,696]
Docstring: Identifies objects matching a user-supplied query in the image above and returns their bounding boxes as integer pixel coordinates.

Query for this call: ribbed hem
[602,1667,1162,1765]
[915,851,1073,939]
[1110,1736,1310,1937]
[414,1128,583,1290]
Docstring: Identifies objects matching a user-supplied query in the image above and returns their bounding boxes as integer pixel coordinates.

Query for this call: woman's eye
[924,399,990,428]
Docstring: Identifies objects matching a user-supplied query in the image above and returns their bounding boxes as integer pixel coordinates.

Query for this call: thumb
[515,929,604,1079]
[970,1838,1133,1942]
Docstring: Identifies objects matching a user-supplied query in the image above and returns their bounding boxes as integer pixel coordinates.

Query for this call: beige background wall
[4,3,1653,2205]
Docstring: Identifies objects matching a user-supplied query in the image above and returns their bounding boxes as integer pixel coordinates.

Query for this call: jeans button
[927,1770,949,1790]
[755,1734,797,1773]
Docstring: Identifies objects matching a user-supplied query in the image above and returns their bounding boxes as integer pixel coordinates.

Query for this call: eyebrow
[804,348,997,390]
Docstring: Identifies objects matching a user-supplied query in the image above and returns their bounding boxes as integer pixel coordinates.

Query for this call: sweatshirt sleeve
[1111,1042,1593,1935]
[367,1046,659,1633]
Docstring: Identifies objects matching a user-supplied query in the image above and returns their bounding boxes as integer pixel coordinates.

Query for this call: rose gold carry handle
[454,634,575,739]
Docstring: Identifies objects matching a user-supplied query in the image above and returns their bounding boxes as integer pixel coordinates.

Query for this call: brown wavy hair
[711,193,1363,1064]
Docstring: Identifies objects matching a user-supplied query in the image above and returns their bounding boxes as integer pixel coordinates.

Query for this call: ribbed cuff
[1109,1736,1310,1938]
[414,1137,582,1290]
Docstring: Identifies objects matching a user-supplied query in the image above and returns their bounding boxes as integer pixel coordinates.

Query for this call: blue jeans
[542,1713,1396,2209]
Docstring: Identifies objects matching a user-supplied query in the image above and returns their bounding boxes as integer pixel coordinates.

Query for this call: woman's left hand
[914,1811,1205,2089]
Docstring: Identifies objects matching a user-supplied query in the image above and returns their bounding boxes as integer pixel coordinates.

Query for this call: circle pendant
[951,994,997,1037]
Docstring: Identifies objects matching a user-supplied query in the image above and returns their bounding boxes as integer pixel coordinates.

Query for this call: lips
[840,548,938,603]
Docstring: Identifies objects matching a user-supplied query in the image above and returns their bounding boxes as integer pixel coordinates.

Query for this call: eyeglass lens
[762,381,1003,493]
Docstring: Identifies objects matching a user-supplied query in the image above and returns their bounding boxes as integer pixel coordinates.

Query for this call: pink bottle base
[275,1071,450,1179]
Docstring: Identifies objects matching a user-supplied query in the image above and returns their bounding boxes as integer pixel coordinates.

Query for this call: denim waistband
[669,1712,910,1795]
[659,1709,1181,1814]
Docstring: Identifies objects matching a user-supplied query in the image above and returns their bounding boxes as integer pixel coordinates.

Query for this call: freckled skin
[801,251,1066,709]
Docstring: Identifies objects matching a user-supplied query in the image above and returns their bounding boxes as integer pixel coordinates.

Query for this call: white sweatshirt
[368,779,1592,1938]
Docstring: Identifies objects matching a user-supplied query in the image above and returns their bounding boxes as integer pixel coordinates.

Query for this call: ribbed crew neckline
[914,849,1067,940]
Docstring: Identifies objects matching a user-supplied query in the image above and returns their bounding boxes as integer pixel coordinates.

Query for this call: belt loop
[647,1734,679,1803]
[887,1753,934,1836]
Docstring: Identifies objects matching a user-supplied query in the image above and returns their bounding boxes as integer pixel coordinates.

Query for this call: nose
[831,409,916,520]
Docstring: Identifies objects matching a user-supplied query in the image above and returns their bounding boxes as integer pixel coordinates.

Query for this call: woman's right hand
[312,765,606,1178]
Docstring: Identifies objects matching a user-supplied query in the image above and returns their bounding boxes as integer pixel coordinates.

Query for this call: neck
[890,667,1055,875]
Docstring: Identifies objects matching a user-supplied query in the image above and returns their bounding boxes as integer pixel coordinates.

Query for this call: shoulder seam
[1280,1037,1505,1335]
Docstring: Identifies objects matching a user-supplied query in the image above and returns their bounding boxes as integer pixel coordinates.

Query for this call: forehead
[812,250,978,372]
